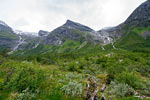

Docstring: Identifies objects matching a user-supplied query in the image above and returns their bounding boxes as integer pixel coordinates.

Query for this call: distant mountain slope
[115,31,150,51]
[0,20,18,50]
[0,20,14,33]
[1,0,150,53]
[100,0,150,51]
[114,0,150,51]
[125,0,150,27]
[44,20,95,45]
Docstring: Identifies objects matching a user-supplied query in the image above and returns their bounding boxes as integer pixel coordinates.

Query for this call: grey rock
[64,20,94,32]
[44,20,94,45]
[0,20,14,33]
[0,20,18,50]
[14,34,41,50]
[97,24,124,45]
[97,0,150,44]
[38,30,49,36]
[124,0,150,27]
[0,37,17,49]
[141,31,150,39]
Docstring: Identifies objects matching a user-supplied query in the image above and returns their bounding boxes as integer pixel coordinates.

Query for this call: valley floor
[0,49,150,100]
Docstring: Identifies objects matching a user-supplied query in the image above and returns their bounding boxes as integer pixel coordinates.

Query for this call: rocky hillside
[43,20,94,45]
[1,0,150,52]
[98,0,150,50]
[0,20,18,50]
[124,0,150,27]
[0,19,116,52]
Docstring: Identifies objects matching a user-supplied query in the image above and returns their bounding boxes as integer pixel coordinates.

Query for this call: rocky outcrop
[38,30,49,36]
[0,37,17,49]
[97,24,124,46]
[64,20,94,32]
[14,34,41,50]
[141,31,150,39]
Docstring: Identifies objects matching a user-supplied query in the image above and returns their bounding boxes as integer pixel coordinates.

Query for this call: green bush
[67,62,79,72]
[6,66,45,93]
[96,56,108,64]
[115,72,142,88]
[107,65,126,76]
[137,65,150,76]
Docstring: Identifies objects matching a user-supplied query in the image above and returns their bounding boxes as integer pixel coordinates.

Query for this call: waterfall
[101,46,105,50]
[13,36,25,51]
[33,42,40,48]
[107,36,117,49]
[112,43,116,49]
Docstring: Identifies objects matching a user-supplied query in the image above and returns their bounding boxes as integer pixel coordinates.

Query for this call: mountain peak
[64,19,80,26]
[66,19,74,24]
[64,20,94,32]
[38,30,49,36]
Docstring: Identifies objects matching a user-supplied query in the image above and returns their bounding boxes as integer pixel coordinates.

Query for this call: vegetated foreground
[0,47,150,100]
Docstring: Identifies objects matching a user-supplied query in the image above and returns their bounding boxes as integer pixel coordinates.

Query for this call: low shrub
[61,80,83,97]
[67,62,79,72]
[115,71,142,88]
[105,81,134,98]
[15,88,36,100]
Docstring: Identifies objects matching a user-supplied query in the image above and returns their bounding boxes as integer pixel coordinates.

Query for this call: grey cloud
[0,0,147,32]
[14,18,29,26]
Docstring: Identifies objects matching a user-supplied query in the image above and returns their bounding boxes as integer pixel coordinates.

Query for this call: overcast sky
[0,0,147,32]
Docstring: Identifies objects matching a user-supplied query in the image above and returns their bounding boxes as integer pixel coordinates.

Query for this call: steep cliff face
[13,34,40,50]
[0,20,18,49]
[124,0,150,27]
[38,30,49,37]
[0,20,14,33]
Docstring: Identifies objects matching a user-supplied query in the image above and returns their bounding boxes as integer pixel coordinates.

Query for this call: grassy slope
[131,27,150,34]
[1,48,150,100]
[115,27,150,52]
[0,32,18,40]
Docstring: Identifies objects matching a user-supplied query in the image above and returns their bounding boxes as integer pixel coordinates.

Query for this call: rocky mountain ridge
[125,0,150,27]
[0,0,150,52]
